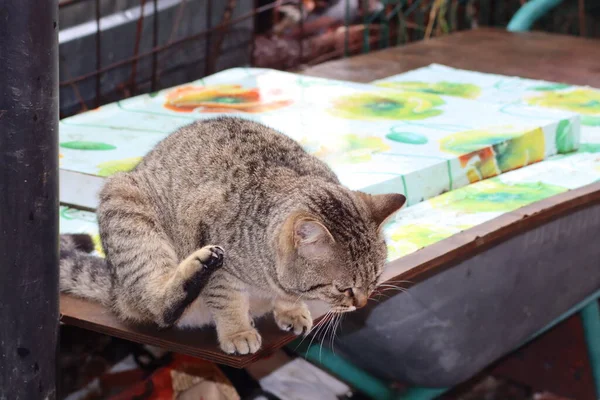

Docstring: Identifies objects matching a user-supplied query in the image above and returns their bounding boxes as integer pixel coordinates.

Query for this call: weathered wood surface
[302,28,600,87]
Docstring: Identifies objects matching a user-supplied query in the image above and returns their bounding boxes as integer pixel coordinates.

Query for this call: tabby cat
[60,117,405,354]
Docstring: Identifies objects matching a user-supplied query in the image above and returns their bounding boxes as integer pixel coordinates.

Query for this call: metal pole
[0,1,60,399]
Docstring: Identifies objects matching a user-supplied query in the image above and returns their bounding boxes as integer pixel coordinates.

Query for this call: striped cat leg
[156,245,224,327]
[110,241,224,328]
[99,174,223,327]
[204,273,262,355]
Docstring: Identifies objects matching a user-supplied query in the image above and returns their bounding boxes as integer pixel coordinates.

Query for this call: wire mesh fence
[58,0,593,117]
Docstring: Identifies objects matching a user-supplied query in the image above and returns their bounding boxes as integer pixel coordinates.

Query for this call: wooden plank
[60,29,600,367]
[60,181,600,368]
[301,28,600,87]
[60,295,295,368]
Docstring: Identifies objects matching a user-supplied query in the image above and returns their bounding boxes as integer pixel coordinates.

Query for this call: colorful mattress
[59,68,578,209]
[60,65,600,263]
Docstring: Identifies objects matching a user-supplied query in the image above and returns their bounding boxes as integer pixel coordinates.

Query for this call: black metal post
[0,1,60,399]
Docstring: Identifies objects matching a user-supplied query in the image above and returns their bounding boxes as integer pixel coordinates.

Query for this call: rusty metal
[298,0,304,64]
[60,1,295,88]
[59,0,93,8]
[152,0,159,91]
[130,0,147,95]
[58,0,464,117]
[207,0,237,75]
[95,0,101,108]
[250,0,258,66]
[205,0,213,75]
[156,0,187,80]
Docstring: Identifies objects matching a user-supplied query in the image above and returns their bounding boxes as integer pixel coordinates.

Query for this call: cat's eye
[336,287,354,297]
[335,286,351,294]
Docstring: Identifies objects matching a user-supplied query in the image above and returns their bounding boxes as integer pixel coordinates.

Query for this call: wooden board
[301,28,600,88]
[60,180,600,368]
[59,28,600,368]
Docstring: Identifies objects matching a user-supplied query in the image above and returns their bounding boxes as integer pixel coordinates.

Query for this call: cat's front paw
[274,305,313,335]
[219,329,262,355]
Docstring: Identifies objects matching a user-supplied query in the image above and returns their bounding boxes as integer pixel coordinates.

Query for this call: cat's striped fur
[60,117,405,354]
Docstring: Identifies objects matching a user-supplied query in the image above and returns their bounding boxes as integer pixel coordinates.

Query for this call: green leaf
[60,141,117,151]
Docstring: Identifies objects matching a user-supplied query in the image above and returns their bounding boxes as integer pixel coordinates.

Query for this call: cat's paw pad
[274,306,313,335]
[195,245,224,269]
[219,329,262,355]
[179,245,224,280]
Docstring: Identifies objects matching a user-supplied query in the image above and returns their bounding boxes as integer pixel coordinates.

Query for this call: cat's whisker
[381,287,408,294]
[330,313,343,354]
[377,283,407,289]
[328,313,340,354]
[319,313,336,361]
[293,318,321,351]
[303,310,333,354]
[377,284,409,294]
[382,279,413,284]
[378,288,407,293]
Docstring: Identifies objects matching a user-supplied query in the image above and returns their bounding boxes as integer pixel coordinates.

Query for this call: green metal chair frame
[292,290,600,399]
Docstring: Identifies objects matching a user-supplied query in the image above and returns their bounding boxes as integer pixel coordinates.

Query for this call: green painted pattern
[386,131,428,145]
[530,83,572,91]
[60,120,172,134]
[401,175,409,205]
[60,141,117,151]
[387,223,464,260]
[526,88,600,127]
[446,160,453,191]
[96,157,143,177]
[377,80,481,99]
[578,143,600,153]
[581,116,600,127]
[328,91,444,121]
[429,178,566,213]
[555,119,577,154]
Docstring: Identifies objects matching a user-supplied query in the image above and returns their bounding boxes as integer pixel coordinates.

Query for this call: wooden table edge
[60,181,600,368]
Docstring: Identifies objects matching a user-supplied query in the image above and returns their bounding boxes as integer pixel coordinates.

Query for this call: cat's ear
[356,192,406,227]
[293,218,335,260]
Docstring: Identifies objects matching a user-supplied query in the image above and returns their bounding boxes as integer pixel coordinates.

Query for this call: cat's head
[276,185,406,312]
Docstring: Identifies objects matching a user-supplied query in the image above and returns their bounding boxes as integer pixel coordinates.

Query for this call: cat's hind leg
[99,173,223,328]
[159,245,224,326]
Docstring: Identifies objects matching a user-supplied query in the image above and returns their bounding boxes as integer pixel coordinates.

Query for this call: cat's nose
[351,289,368,308]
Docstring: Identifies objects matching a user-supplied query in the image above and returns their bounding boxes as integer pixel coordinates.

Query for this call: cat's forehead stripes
[302,184,383,289]
[306,187,376,251]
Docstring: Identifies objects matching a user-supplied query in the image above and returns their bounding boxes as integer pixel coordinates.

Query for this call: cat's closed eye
[334,285,351,294]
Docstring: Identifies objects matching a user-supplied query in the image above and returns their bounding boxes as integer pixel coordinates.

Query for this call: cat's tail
[60,234,112,306]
